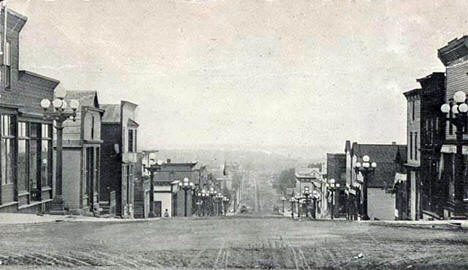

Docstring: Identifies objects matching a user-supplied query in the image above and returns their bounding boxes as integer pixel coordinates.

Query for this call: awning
[441,144,468,154]
[394,173,407,185]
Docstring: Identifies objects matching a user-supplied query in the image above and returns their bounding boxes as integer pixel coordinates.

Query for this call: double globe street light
[328,179,340,220]
[40,88,80,213]
[354,155,377,220]
[179,177,194,217]
[441,90,468,218]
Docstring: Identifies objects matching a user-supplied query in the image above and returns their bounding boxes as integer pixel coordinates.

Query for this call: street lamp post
[209,187,216,216]
[352,181,361,220]
[222,196,229,215]
[354,155,377,220]
[280,196,286,215]
[145,159,163,217]
[328,179,340,220]
[40,89,80,213]
[312,190,319,219]
[289,197,296,219]
[200,189,208,216]
[295,193,302,218]
[179,177,194,217]
[441,90,468,218]
[303,187,311,218]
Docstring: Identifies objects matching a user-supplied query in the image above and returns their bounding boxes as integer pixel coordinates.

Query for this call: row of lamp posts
[284,154,377,221]
[196,187,230,216]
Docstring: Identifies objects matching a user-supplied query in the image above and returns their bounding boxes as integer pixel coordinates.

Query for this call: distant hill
[148,148,306,174]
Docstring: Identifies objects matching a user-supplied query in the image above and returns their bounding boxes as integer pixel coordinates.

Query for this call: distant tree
[307,163,322,169]
[274,168,296,195]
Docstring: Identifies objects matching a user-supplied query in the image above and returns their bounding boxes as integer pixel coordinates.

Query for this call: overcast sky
[7,0,468,157]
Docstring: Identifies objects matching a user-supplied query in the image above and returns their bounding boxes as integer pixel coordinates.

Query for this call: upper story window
[91,115,95,140]
[4,40,10,89]
[128,129,137,152]
[412,100,415,121]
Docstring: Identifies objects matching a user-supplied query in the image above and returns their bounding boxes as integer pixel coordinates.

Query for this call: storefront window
[18,122,29,192]
[1,115,14,185]
[41,124,52,187]
[30,123,40,193]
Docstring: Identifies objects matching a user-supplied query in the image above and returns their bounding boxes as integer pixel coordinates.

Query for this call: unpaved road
[0,217,467,269]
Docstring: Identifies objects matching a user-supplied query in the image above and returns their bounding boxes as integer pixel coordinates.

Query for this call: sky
[6,0,468,158]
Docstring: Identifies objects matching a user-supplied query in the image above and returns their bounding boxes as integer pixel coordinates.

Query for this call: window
[30,123,40,193]
[18,122,29,192]
[1,115,14,185]
[128,129,136,152]
[5,40,10,89]
[91,115,95,140]
[409,132,413,160]
[415,132,418,161]
[412,100,415,121]
[41,124,52,186]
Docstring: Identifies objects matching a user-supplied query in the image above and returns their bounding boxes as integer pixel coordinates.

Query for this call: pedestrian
[163,209,169,218]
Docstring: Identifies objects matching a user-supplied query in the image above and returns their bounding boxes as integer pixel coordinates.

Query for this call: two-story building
[403,72,446,220]
[0,8,59,213]
[60,91,104,215]
[438,36,468,218]
[100,101,139,218]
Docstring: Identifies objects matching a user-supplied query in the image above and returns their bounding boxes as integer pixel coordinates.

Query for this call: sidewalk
[0,213,160,225]
[365,219,468,230]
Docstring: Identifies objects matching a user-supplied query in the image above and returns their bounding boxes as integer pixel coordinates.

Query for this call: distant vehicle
[240,205,250,214]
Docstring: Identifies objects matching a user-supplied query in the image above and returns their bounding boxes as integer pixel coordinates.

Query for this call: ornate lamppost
[328,179,340,220]
[303,186,311,218]
[312,190,320,219]
[280,196,286,215]
[209,187,217,216]
[441,90,468,218]
[222,196,230,215]
[289,197,297,219]
[179,177,194,217]
[40,89,80,213]
[354,155,377,220]
[145,159,163,217]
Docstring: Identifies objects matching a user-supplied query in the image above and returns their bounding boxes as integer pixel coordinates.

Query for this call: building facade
[438,36,468,218]
[100,101,139,218]
[60,91,103,215]
[326,153,346,218]
[0,9,58,213]
[345,142,405,220]
[403,72,446,220]
[153,160,198,217]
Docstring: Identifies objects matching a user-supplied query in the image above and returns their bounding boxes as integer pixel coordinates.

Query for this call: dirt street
[0,217,467,269]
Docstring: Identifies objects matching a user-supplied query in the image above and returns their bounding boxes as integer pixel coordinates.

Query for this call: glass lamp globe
[336,183,340,188]
[52,99,63,109]
[363,162,370,168]
[55,86,67,99]
[40,99,51,109]
[355,162,362,168]
[363,155,370,162]
[329,178,335,184]
[371,162,377,168]
[454,91,467,103]
[452,104,459,114]
[157,160,163,165]
[61,100,68,109]
[459,103,468,113]
[70,99,80,110]
[183,177,189,183]
[441,104,450,113]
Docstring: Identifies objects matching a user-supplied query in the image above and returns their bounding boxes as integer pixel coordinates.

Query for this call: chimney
[166,158,171,163]
[392,141,396,145]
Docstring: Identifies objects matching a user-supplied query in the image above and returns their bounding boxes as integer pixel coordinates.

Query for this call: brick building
[0,8,59,213]
[100,101,139,218]
[403,73,446,220]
